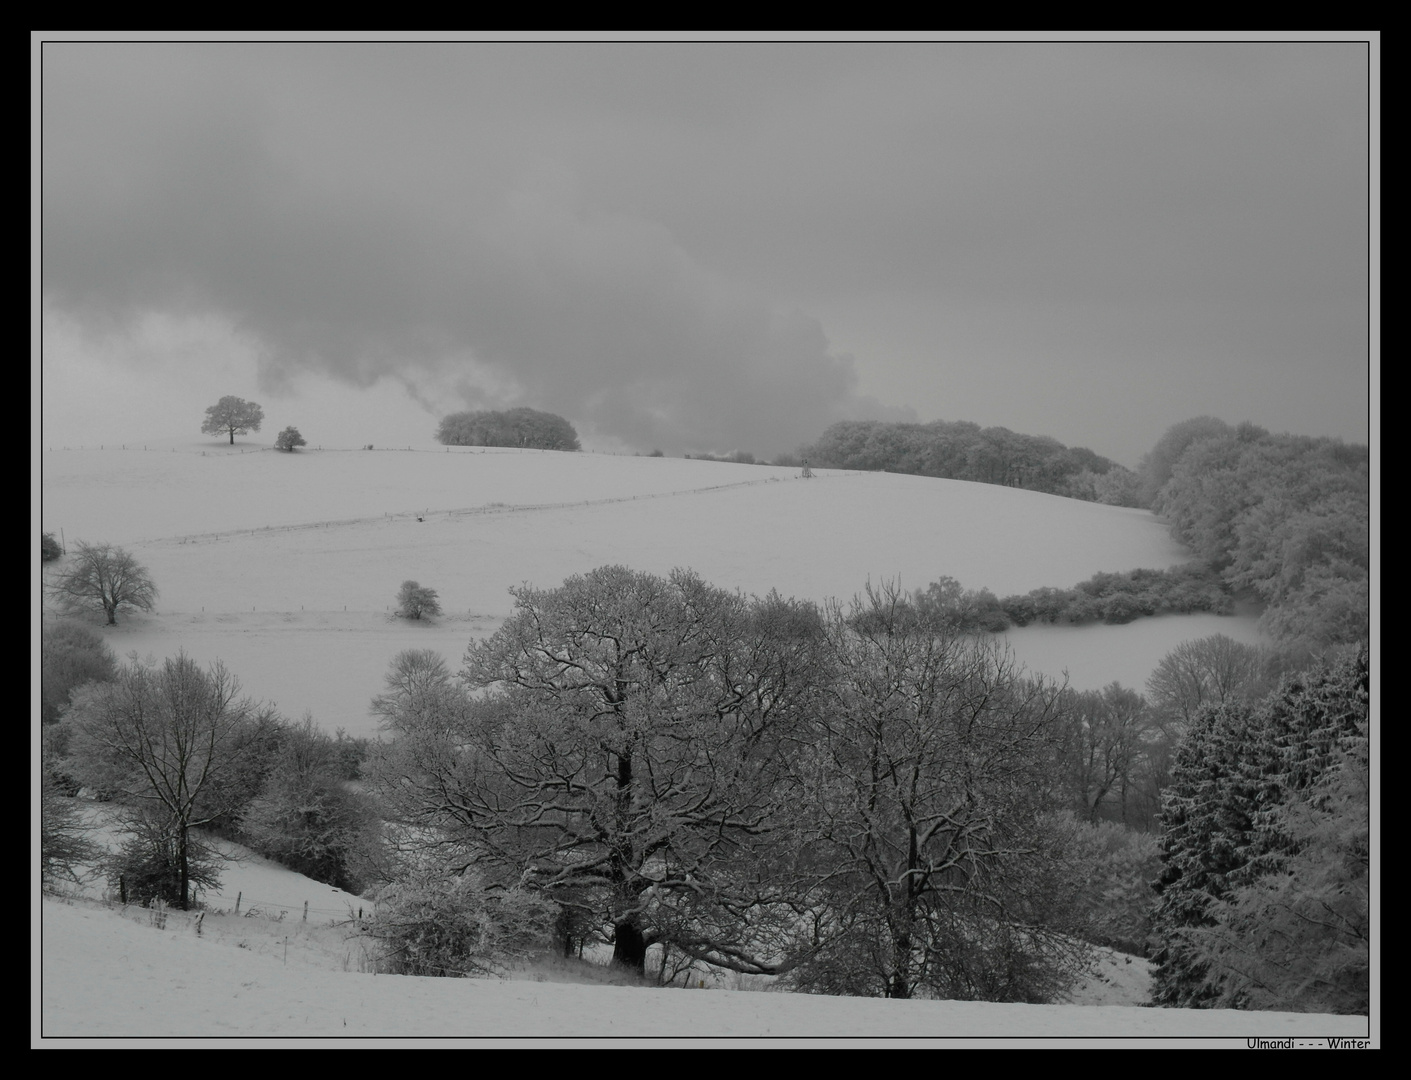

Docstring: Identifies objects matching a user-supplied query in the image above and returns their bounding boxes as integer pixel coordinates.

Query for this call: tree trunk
[556,908,576,959]
[612,918,648,975]
[178,824,190,910]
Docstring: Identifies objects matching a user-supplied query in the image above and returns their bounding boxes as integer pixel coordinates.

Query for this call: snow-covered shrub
[1048,813,1161,956]
[364,869,558,978]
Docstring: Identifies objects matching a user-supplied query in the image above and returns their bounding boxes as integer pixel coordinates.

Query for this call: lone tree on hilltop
[396,581,442,621]
[47,542,157,625]
[275,426,307,452]
[202,396,264,445]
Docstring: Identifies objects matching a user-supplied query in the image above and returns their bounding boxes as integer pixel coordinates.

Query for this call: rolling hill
[39,440,1264,738]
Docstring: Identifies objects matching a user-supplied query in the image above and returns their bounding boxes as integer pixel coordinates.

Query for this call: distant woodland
[796,416,1367,655]
[799,419,1143,506]
[436,408,581,451]
[1138,418,1368,653]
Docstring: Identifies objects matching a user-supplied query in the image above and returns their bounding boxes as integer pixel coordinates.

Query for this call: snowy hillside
[37,444,1370,1045]
[40,894,1370,1043]
[39,442,1263,738]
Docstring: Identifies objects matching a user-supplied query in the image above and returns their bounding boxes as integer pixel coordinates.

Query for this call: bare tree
[792,582,1087,1001]
[202,395,264,444]
[41,771,101,887]
[46,542,157,625]
[1145,635,1274,736]
[66,654,261,909]
[1055,683,1154,826]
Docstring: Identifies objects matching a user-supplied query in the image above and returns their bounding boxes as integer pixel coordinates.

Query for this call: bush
[1101,593,1145,625]
[274,426,307,452]
[41,619,119,724]
[237,717,380,892]
[396,581,442,621]
[365,869,559,977]
[42,532,62,561]
[1050,814,1161,955]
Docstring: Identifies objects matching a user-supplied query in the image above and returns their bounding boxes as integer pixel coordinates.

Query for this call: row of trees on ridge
[799,419,1142,505]
[436,408,580,451]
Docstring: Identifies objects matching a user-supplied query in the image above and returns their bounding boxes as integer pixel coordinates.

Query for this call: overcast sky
[36,37,1374,466]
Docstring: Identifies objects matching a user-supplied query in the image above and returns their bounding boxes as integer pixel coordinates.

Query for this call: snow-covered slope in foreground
[38,898,1369,1044]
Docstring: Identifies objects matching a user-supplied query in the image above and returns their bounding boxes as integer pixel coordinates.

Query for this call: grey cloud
[42,44,910,458]
[41,42,1368,464]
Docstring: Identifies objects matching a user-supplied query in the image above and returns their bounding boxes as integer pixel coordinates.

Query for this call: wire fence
[133,473,798,549]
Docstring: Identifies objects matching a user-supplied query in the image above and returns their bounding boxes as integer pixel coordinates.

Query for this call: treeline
[435,408,580,451]
[912,563,1233,634]
[1139,418,1369,652]
[41,570,1369,1012]
[42,574,1166,1002]
[799,419,1143,505]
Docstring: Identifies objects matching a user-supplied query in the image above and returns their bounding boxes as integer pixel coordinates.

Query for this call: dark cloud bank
[42,43,1369,460]
[42,45,917,458]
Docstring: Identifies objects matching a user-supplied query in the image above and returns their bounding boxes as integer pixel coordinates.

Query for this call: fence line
[137,474,800,548]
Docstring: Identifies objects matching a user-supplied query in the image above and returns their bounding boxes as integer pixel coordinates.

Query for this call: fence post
[235,891,241,916]
[303,900,309,923]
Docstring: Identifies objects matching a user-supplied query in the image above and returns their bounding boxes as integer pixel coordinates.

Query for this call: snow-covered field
[38,441,1263,737]
[41,440,1356,1046]
[37,813,1370,1045]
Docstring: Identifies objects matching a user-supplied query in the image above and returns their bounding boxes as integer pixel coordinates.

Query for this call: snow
[39,443,1366,1046]
[38,888,1370,1044]
[39,443,1262,737]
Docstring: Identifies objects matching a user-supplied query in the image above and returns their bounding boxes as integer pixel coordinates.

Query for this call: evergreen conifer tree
[1149,649,1369,1010]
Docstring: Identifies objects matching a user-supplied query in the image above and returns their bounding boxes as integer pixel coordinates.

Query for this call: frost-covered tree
[46,542,157,625]
[202,395,264,444]
[369,568,827,977]
[1184,717,1368,1013]
[274,426,307,452]
[1054,683,1154,826]
[1149,648,1369,1010]
[395,581,442,621]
